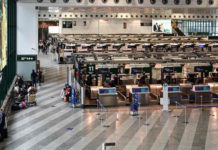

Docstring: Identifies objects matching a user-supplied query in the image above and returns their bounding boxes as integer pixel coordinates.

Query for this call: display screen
[143,67,151,73]
[132,88,149,93]
[110,68,118,74]
[168,87,180,92]
[48,26,59,34]
[200,45,205,48]
[82,46,87,49]
[174,67,182,73]
[124,68,130,74]
[0,0,7,71]
[62,21,73,28]
[194,66,213,72]
[195,86,210,91]
[152,20,172,33]
[98,68,109,74]
[163,67,174,73]
[97,46,103,49]
[131,68,143,74]
[99,89,116,94]
[142,45,150,48]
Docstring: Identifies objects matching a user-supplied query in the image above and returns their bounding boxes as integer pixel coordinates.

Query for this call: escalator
[172,22,185,36]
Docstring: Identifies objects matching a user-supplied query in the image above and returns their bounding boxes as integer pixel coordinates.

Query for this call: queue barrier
[97,99,110,128]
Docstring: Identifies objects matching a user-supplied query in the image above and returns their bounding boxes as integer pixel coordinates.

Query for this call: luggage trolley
[28,94,37,106]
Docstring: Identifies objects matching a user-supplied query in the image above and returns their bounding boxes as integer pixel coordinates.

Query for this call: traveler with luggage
[31,70,37,87]
[0,109,7,142]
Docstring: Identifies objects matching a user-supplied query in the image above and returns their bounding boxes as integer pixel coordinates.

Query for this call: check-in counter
[77,44,90,53]
[120,43,132,53]
[208,83,218,98]
[210,43,218,51]
[149,84,162,102]
[98,88,118,106]
[93,44,104,52]
[169,43,180,52]
[180,83,193,100]
[190,85,212,103]
[129,87,150,105]
[153,43,167,52]
[125,85,138,98]
[89,86,103,100]
[182,43,194,51]
[167,86,182,103]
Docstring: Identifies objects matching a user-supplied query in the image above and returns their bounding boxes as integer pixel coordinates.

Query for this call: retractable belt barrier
[96,99,110,128]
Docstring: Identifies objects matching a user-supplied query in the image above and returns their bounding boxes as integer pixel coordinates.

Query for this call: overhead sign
[86,64,95,74]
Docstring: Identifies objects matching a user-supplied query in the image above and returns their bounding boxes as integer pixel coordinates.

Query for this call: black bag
[11,104,20,111]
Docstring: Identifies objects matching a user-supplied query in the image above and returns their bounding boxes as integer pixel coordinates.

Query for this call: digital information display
[195,86,210,91]
[99,88,116,94]
[168,87,180,92]
[132,88,149,93]
[152,20,172,34]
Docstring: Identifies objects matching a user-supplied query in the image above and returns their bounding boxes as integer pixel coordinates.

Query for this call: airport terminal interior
[2,0,218,150]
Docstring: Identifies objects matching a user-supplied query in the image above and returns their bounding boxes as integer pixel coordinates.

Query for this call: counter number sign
[87,64,95,74]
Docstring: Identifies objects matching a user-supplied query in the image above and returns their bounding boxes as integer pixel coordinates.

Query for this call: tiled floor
[1,53,218,150]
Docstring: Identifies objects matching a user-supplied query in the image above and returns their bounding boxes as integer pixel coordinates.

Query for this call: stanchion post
[96,99,100,116]
[137,102,142,120]
[201,95,203,111]
[144,105,150,126]
[173,101,179,118]
[184,106,188,124]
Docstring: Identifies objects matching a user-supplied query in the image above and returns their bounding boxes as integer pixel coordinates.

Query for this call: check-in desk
[194,43,207,52]
[210,43,218,51]
[89,86,103,100]
[190,85,212,103]
[77,44,90,53]
[136,44,145,53]
[120,44,132,53]
[93,44,105,53]
[129,87,150,105]
[167,86,182,103]
[180,83,193,100]
[153,43,167,52]
[125,85,138,98]
[112,43,123,52]
[149,84,162,102]
[208,83,218,98]
[169,43,180,52]
[182,43,194,52]
[98,88,118,106]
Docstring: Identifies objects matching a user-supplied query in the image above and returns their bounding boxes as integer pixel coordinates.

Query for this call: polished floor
[1,54,218,150]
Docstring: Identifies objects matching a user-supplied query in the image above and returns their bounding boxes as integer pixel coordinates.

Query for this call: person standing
[31,70,37,87]
[36,69,42,86]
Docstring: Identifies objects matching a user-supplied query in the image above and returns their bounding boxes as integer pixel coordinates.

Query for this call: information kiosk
[129,87,150,105]
[167,86,182,103]
[98,88,118,106]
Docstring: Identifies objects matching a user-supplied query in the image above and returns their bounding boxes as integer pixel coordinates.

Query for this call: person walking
[31,70,37,87]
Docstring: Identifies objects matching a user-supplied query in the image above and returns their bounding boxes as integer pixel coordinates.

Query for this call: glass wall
[178,20,217,36]
[0,0,16,106]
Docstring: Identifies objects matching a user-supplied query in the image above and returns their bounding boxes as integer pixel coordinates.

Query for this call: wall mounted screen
[0,0,7,71]
[152,20,172,33]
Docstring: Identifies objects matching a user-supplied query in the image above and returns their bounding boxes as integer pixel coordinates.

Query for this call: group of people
[38,40,58,55]
[60,84,79,103]
[31,69,42,87]
[153,22,164,32]
[13,76,37,110]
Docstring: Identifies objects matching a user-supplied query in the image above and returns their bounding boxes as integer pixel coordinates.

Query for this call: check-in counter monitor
[98,88,118,106]
[129,87,150,105]
[180,83,193,100]
[149,84,162,102]
[190,85,211,103]
[89,86,103,100]
[167,86,182,103]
